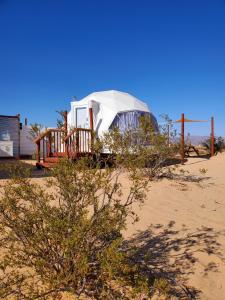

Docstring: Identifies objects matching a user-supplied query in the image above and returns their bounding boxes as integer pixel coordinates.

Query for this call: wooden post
[63,110,68,157]
[36,141,40,163]
[76,130,80,155]
[65,141,69,158]
[47,132,52,157]
[64,110,68,135]
[180,113,185,164]
[211,117,215,157]
[17,114,20,160]
[89,107,94,130]
[89,108,94,154]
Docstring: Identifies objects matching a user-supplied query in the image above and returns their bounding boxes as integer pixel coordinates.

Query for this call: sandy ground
[0,154,225,299]
[125,153,225,300]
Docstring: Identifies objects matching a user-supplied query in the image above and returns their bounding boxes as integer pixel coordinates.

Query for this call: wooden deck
[35,128,94,169]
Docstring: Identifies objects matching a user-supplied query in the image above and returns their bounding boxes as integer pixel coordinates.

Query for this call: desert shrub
[137,114,179,178]
[202,136,225,154]
[29,123,45,140]
[0,121,177,300]
[153,278,170,297]
[56,110,67,131]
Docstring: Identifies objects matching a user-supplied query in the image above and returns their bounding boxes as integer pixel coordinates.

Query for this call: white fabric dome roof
[76,90,149,112]
[68,90,152,136]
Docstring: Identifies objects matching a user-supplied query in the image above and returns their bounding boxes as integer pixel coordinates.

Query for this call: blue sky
[0,0,225,135]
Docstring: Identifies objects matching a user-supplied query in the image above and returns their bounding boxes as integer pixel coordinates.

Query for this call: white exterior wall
[20,126,36,156]
[0,115,20,158]
[0,141,13,157]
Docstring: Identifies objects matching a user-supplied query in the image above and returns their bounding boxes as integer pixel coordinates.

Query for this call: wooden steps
[35,127,94,169]
[51,152,68,157]
[36,153,66,169]
[44,157,60,163]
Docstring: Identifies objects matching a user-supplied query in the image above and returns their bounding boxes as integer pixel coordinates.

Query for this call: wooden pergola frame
[175,113,215,164]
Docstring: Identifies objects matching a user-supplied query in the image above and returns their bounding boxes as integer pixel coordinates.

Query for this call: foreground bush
[0,119,177,299]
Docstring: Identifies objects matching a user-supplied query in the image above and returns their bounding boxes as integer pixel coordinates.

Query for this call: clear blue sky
[0,0,225,135]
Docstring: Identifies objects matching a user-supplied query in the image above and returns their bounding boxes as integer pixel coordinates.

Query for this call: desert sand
[0,153,225,300]
[124,153,225,300]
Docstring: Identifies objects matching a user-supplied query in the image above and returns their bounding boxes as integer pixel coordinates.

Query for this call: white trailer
[20,125,36,157]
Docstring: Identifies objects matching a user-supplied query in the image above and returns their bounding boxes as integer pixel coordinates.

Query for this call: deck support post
[17,113,21,160]
[211,117,215,157]
[89,108,94,130]
[36,141,40,163]
[76,130,80,155]
[180,113,185,164]
[64,110,68,135]
[89,107,94,154]
[63,110,68,158]
[65,140,69,158]
[47,132,52,157]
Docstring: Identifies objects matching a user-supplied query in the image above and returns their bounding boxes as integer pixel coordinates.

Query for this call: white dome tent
[67,90,158,136]
[35,90,158,168]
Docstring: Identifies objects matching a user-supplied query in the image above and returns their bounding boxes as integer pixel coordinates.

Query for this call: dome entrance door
[75,107,89,128]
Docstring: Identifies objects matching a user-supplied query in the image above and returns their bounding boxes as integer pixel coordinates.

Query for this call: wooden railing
[64,128,93,159]
[35,128,66,163]
[35,127,94,164]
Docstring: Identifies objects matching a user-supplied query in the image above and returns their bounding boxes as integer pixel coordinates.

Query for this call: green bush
[0,119,177,299]
[202,136,225,154]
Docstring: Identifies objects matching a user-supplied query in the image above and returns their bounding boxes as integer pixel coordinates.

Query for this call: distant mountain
[189,136,209,145]
[173,135,225,146]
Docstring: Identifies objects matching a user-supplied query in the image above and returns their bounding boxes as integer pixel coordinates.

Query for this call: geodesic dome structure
[67,90,158,136]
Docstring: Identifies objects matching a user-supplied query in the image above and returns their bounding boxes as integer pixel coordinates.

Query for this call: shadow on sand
[183,154,211,166]
[123,222,225,299]
[0,159,49,180]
